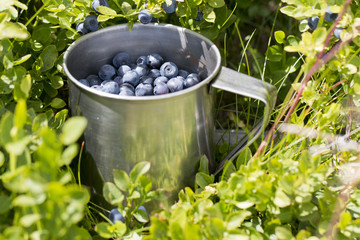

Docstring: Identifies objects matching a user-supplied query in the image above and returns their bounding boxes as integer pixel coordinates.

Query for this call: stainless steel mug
[63,23,277,208]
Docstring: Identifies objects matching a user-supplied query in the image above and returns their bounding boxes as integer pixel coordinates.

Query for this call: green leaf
[113,221,126,236]
[113,169,130,192]
[129,161,150,182]
[267,45,283,62]
[97,14,115,22]
[95,222,113,239]
[195,172,214,189]
[198,155,209,174]
[236,147,252,169]
[208,218,225,238]
[49,75,64,89]
[0,22,29,40]
[133,208,149,223]
[226,211,251,230]
[280,6,295,16]
[96,6,117,15]
[275,30,285,44]
[208,0,225,8]
[275,226,295,240]
[39,45,58,72]
[204,10,216,23]
[0,195,12,214]
[13,54,31,65]
[49,97,65,109]
[0,151,4,167]
[274,189,291,208]
[20,214,41,227]
[14,99,26,130]
[61,117,87,145]
[103,182,124,205]
[61,143,79,165]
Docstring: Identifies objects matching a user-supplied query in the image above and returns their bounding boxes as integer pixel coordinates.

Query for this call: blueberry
[136,56,147,66]
[117,65,132,77]
[84,15,99,32]
[113,52,131,69]
[153,82,169,95]
[167,77,184,92]
[148,69,161,78]
[177,69,189,78]
[184,73,200,88]
[100,80,112,86]
[91,85,102,91]
[135,83,154,96]
[76,22,89,35]
[101,81,120,94]
[146,53,164,69]
[195,11,203,22]
[138,9,152,24]
[120,83,135,92]
[87,74,102,86]
[139,75,154,85]
[162,0,177,13]
[308,16,319,31]
[334,28,345,39]
[123,70,140,86]
[134,65,149,77]
[138,205,147,214]
[119,88,135,96]
[113,76,123,85]
[109,208,125,223]
[325,6,338,22]
[160,62,178,78]
[154,76,169,85]
[92,0,109,14]
[79,79,90,87]
[98,64,116,80]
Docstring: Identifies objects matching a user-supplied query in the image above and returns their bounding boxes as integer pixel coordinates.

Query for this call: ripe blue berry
[117,65,131,76]
[79,79,90,87]
[153,82,169,95]
[138,9,152,24]
[195,11,203,22]
[308,16,319,31]
[86,74,102,86]
[178,69,189,78]
[162,0,177,13]
[160,62,178,78]
[136,56,147,66]
[325,6,337,22]
[76,22,89,35]
[101,81,120,94]
[139,76,154,85]
[84,15,99,32]
[123,70,140,86]
[334,28,344,39]
[134,65,148,77]
[148,69,161,78]
[113,76,123,85]
[92,0,109,14]
[135,83,153,96]
[98,64,116,80]
[167,77,184,92]
[184,73,200,88]
[109,208,125,223]
[154,76,169,85]
[146,53,164,69]
[113,52,131,68]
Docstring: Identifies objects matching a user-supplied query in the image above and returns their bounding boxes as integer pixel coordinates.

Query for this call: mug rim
[63,23,222,101]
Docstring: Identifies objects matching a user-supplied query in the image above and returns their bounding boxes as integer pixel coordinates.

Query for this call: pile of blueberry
[307,6,344,39]
[76,0,108,35]
[77,52,202,96]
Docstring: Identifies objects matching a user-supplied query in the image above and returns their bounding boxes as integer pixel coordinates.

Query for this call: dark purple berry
[98,64,116,80]
[184,73,200,88]
[154,76,169,85]
[76,22,89,35]
[162,0,176,13]
[146,53,164,69]
[308,16,319,30]
[79,79,90,87]
[109,208,125,223]
[178,69,189,78]
[160,62,178,78]
[84,15,99,32]
[92,0,109,14]
[136,56,147,66]
[325,6,338,22]
[123,70,140,86]
[87,74,102,86]
[113,52,131,68]
[153,82,169,95]
[135,83,153,96]
[117,65,132,76]
[167,77,184,92]
[101,81,120,94]
[138,9,152,24]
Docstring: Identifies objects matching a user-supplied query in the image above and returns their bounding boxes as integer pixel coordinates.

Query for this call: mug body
[63,23,222,207]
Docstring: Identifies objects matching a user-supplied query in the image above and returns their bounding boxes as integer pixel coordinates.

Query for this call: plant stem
[254,0,354,158]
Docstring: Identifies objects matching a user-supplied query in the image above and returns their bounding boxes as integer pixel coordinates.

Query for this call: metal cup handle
[211,66,277,175]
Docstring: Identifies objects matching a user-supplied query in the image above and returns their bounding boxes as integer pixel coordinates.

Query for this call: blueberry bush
[1,0,360,239]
